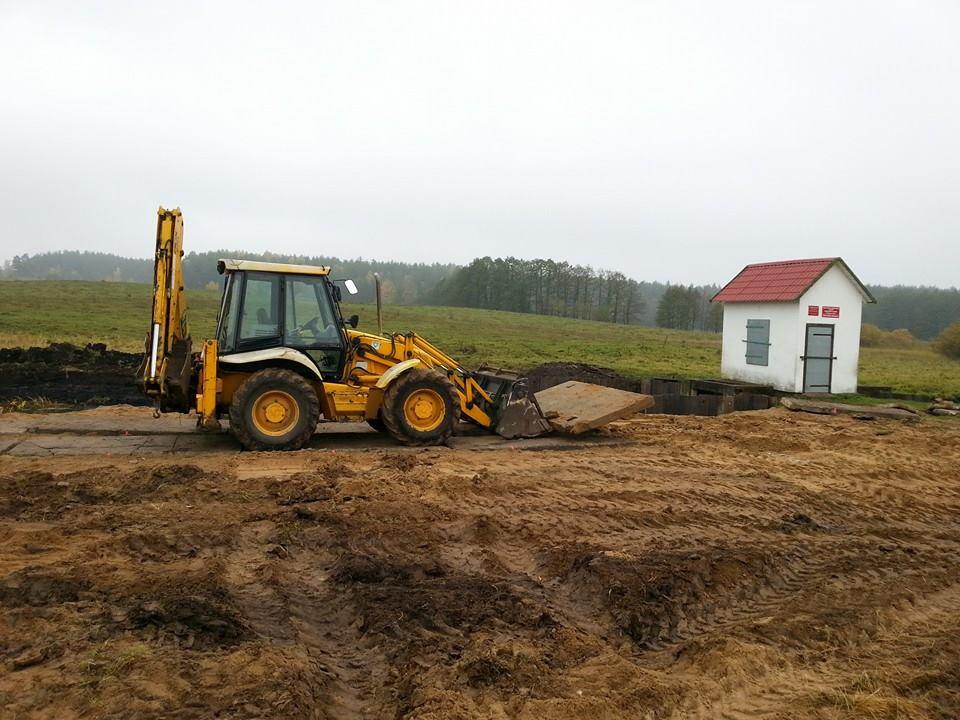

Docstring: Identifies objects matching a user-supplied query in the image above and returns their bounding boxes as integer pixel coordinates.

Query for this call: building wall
[719,263,866,393]
[795,264,865,393]
[720,302,801,391]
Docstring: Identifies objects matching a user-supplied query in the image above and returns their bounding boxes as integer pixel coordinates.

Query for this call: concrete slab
[534,381,655,434]
[1,426,633,457]
[169,435,239,453]
[0,405,199,436]
[0,407,635,457]
[0,417,33,434]
[34,414,199,435]
[5,440,55,457]
[7,434,169,456]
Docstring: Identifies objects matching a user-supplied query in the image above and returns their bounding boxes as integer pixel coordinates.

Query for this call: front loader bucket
[472,368,552,439]
[475,368,654,439]
[496,396,552,439]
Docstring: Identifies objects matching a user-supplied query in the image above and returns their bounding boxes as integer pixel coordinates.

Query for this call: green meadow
[1,280,957,397]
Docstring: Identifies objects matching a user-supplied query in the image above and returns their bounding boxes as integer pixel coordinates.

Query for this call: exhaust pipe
[374,272,383,335]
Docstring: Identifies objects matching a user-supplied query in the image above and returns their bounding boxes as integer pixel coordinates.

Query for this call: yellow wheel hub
[251,390,300,437]
[403,388,445,432]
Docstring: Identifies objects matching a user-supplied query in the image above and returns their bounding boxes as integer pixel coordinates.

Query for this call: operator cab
[214,259,359,380]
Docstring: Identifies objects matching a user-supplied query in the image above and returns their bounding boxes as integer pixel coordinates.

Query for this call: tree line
[430,257,649,324]
[431,257,728,331]
[1,250,454,306]
[653,285,723,332]
[3,250,959,339]
[863,285,960,340]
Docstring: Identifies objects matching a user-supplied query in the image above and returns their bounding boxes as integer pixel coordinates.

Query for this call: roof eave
[830,258,876,303]
[712,257,876,304]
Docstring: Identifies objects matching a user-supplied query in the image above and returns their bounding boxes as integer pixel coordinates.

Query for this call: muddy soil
[0,344,146,408]
[1,410,959,718]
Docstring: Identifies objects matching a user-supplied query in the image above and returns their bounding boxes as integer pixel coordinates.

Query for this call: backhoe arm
[136,207,194,413]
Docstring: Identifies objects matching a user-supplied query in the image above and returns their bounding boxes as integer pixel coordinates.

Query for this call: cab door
[282,275,348,380]
[234,272,284,353]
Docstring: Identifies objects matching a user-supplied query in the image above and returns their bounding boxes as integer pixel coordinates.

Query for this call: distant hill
[0,250,698,328]
[1,250,455,307]
[3,250,959,338]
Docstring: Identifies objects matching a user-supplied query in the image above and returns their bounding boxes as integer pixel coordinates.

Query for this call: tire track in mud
[224,512,393,718]
[281,559,387,720]
[507,448,960,719]
[662,536,958,718]
[272,434,960,719]
[670,578,960,720]
[439,451,958,632]
[223,521,297,643]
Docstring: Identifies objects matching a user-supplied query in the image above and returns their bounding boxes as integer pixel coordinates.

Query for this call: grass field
[2,280,958,396]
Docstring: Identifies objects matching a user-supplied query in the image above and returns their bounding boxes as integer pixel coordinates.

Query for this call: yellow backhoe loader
[136,207,553,450]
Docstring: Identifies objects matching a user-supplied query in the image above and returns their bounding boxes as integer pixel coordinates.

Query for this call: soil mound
[0,342,145,408]
[523,361,639,394]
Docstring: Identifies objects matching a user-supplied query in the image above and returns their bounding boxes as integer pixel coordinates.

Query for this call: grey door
[803,324,835,393]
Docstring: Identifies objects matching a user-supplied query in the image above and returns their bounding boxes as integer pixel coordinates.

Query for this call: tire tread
[380,367,460,446]
[229,368,320,451]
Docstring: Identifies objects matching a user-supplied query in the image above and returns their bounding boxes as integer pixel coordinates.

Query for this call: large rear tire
[229,369,320,451]
[380,368,459,446]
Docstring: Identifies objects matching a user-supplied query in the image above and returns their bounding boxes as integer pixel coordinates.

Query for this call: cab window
[217,274,241,352]
[284,276,344,378]
[239,274,281,343]
[284,276,339,344]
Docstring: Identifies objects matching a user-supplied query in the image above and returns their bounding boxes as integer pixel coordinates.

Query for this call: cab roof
[217,258,331,276]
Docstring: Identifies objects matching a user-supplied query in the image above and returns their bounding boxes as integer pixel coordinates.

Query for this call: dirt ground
[1,409,959,719]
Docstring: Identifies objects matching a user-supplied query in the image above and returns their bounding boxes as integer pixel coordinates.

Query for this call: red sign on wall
[822,306,840,318]
[808,305,820,316]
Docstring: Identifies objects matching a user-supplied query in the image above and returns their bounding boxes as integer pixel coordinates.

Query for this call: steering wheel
[294,316,337,338]
[294,316,323,336]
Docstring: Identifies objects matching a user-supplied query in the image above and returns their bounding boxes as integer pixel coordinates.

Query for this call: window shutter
[745,319,770,366]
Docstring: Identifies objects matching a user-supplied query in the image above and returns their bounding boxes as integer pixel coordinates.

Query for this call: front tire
[229,369,320,451]
[380,368,459,446]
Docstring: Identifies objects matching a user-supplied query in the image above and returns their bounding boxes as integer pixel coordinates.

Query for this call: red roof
[712,257,874,303]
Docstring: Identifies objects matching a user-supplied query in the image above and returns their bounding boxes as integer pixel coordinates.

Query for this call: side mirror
[347,314,359,329]
[344,279,358,295]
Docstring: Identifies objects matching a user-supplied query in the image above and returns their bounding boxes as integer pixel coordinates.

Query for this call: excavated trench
[0,344,146,408]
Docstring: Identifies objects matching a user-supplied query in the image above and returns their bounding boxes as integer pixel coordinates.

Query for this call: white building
[712,258,875,394]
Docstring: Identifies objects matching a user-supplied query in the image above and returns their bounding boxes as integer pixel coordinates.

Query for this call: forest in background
[1,250,453,307]
[3,250,958,339]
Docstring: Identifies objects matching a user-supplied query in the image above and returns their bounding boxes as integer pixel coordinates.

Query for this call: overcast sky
[1,1,958,287]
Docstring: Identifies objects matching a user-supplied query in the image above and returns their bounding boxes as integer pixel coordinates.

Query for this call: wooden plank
[780,397,920,422]
[534,381,654,434]
[734,393,772,412]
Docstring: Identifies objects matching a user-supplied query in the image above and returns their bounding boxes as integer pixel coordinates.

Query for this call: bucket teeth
[496,398,552,439]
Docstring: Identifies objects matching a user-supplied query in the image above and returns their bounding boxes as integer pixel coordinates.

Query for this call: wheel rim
[251,390,300,437]
[402,388,445,432]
